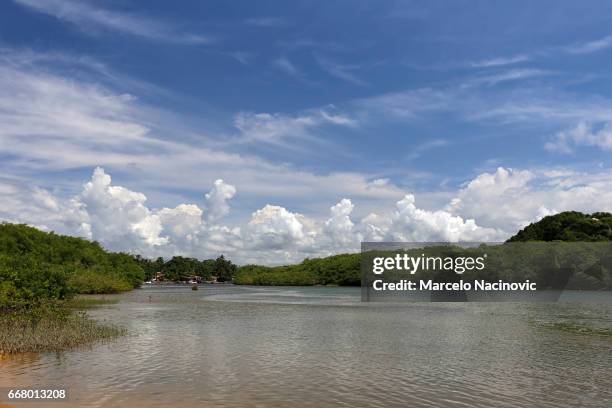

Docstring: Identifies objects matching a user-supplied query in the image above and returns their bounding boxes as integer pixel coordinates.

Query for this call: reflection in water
[1,286,612,407]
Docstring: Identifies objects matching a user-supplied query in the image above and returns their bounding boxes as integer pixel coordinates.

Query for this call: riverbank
[0,298,124,354]
[0,224,142,353]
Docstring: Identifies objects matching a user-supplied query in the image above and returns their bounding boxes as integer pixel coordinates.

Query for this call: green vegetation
[0,223,243,352]
[234,264,319,285]
[133,254,236,282]
[545,322,612,337]
[530,306,612,338]
[509,211,612,242]
[0,223,144,308]
[66,296,120,309]
[0,304,125,353]
[234,253,360,286]
[135,255,212,281]
[0,223,139,353]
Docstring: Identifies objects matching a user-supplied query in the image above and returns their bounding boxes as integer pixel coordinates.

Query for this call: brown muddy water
[1,286,612,407]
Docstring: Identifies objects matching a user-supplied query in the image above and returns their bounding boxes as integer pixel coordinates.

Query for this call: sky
[2,0,612,264]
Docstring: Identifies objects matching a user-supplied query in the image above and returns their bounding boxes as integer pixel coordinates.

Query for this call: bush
[68,270,133,294]
[0,223,144,309]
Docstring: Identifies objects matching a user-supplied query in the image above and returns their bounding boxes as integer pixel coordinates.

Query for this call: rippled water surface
[2,286,612,407]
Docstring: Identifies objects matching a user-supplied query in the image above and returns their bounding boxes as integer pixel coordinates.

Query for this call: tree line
[132,254,236,282]
[234,253,360,286]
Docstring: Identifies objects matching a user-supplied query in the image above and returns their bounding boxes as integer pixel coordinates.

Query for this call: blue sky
[2,1,612,262]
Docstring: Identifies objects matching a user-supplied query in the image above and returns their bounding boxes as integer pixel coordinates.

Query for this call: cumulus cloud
[449,167,612,233]
[204,179,236,223]
[448,167,535,232]
[0,168,504,261]
[324,199,359,248]
[157,204,203,241]
[0,177,89,238]
[79,167,168,249]
[245,205,307,250]
[3,166,612,265]
[391,195,502,241]
[358,212,391,242]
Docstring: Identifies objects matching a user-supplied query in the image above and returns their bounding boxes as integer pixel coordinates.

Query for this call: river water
[1,286,612,407]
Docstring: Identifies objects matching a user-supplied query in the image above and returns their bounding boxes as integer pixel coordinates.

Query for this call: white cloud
[358,212,391,242]
[448,167,612,233]
[5,47,612,264]
[204,180,236,223]
[0,55,164,172]
[233,109,356,147]
[4,166,612,264]
[315,55,367,86]
[385,194,504,242]
[448,167,536,232]
[355,78,612,137]
[0,48,406,219]
[234,112,316,145]
[470,35,612,70]
[273,57,302,77]
[406,139,448,161]
[227,51,252,65]
[0,177,89,238]
[245,205,307,250]
[324,199,359,248]
[464,69,550,87]
[13,0,209,43]
[470,54,530,68]
[79,167,168,249]
[566,35,612,54]
[545,122,612,153]
[157,204,203,241]
[369,178,390,187]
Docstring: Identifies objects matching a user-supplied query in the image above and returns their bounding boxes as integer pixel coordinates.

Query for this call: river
[1,286,612,407]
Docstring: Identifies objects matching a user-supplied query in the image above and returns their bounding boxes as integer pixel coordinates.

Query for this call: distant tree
[109,253,145,288]
[132,255,158,281]
[212,255,237,282]
[508,211,612,242]
[162,256,190,281]
[198,259,215,278]
[154,257,165,273]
